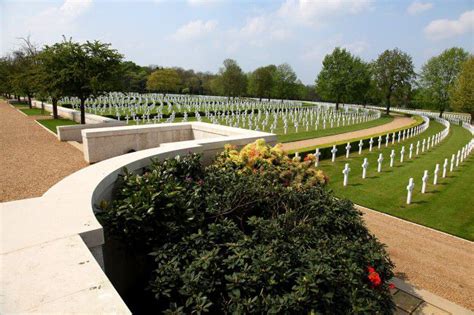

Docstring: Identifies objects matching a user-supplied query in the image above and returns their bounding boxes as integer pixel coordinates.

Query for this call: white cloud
[424,10,474,40]
[301,35,368,62]
[277,0,373,26]
[407,1,433,15]
[171,19,218,41]
[26,0,92,33]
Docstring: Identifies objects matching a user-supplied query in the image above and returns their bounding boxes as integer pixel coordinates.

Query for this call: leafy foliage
[316,47,371,110]
[147,68,181,94]
[99,140,394,314]
[449,56,473,122]
[372,48,415,113]
[419,47,469,116]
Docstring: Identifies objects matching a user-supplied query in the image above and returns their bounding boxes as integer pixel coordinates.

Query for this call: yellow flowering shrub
[215,139,328,189]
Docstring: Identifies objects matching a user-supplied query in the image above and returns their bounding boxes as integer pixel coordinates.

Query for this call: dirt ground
[282,116,415,151]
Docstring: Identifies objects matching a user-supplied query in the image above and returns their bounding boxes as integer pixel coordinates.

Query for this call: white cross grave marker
[390,150,395,167]
[331,145,338,162]
[362,158,369,179]
[345,142,351,158]
[433,164,439,185]
[342,163,351,186]
[421,170,429,193]
[406,178,415,204]
[377,153,383,172]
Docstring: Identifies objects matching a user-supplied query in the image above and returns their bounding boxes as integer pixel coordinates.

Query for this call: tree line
[0,37,472,124]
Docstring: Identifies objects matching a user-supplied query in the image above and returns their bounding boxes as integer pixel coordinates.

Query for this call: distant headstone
[442,158,448,178]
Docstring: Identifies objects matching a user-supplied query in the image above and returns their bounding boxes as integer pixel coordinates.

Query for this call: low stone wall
[57,121,127,142]
[31,100,117,124]
[1,123,276,314]
[82,122,272,163]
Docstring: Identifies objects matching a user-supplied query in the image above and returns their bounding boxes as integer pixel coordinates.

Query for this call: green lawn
[126,113,389,143]
[10,101,29,107]
[277,116,393,143]
[20,108,50,116]
[37,118,77,134]
[317,122,473,240]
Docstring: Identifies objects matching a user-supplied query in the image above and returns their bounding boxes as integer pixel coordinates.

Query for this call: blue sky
[1,0,473,84]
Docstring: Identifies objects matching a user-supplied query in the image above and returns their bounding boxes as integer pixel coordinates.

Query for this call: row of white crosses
[339,117,450,187]
[333,117,430,164]
[58,92,380,132]
[366,105,471,124]
[406,139,473,204]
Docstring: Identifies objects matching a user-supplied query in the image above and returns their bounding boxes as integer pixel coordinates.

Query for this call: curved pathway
[282,115,415,151]
[0,101,86,202]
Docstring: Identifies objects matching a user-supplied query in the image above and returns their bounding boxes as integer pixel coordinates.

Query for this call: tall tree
[450,56,474,123]
[146,68,181,94]
[372,48,415,114]
[11,37,41,108]
[219,59,247,98]
[419,47,469,117]
[248,65,276,100]
[315,47,370,110]
[50,39,123,124]
[273,63,298,101]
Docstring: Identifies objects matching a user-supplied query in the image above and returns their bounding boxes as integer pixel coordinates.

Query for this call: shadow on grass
[349,183,363,187]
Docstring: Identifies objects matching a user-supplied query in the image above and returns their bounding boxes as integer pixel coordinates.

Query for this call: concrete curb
[392,277,474,314]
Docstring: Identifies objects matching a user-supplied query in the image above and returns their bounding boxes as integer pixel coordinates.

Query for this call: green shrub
[99,140,394,314]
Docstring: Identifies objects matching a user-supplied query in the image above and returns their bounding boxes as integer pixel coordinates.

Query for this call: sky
[1,0,473,84]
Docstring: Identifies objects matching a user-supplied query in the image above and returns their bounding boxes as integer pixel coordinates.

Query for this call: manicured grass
[126,112,388,143]
[20,108,50,116]
[277,116,393,143]
[37,118,77,134]
[288,115,424,154]
[10,101,29,107]
[318,121,474,240]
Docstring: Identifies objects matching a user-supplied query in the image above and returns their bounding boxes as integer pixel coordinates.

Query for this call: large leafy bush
[99,140,394,314]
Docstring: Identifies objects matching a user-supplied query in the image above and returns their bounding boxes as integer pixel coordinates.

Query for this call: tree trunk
[80,98,86,124]
[439,109,444,118]
[27,94,32,109]
[385,93,391,115]
[52,98,59,119]
[335,101,339,111]
[17,95,20,102]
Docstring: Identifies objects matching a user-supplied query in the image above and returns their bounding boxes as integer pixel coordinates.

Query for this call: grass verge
[37,118,77,134]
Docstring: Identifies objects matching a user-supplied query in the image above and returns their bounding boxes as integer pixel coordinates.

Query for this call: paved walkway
[282,116,414,151]
[0,101,87,202]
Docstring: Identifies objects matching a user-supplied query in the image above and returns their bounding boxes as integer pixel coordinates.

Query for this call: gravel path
[358,205,474,310]
[0,101,87,202]
[282,116,415,151]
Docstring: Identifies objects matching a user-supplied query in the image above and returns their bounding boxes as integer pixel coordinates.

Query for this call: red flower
[389,283,396,289]
[367,266,382,287]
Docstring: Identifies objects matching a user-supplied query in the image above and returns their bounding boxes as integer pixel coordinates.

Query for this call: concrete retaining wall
[57,121,127,142]
[81,122,272,163]
[31,100,117,124]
